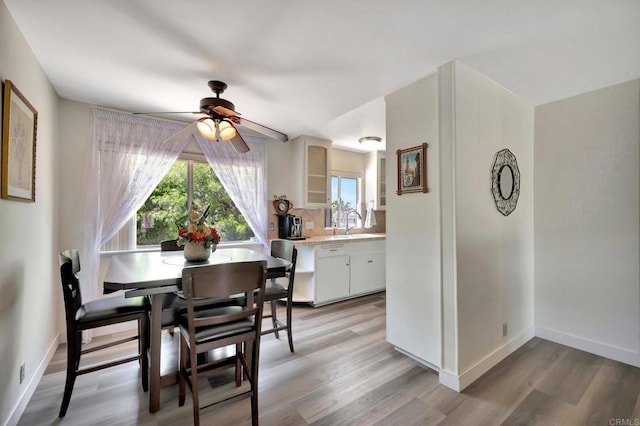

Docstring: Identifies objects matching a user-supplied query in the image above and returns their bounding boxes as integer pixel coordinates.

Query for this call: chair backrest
[271,240,295,265]
[59,249,83,328]
[181,261,267,330]
[271,240,298,291]
[160,239,183,251]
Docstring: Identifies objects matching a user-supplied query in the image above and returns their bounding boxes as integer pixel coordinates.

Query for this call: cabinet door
[290,136,332,209]
[315,255,350,303]
[378,156,386,209]
[349,252,386,295]
[306,145,329,205]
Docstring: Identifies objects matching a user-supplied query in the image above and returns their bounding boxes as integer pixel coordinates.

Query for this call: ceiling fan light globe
[218,120,237,141]
[196,118,216,140]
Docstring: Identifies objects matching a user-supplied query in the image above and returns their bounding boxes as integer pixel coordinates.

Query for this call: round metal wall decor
[491,148,520,216]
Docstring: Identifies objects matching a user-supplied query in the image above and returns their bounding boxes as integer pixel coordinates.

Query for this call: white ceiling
[5,0,640,152]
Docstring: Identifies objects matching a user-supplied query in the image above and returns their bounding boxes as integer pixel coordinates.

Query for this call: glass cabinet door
[379,157,386,208]
[307,145,328,205]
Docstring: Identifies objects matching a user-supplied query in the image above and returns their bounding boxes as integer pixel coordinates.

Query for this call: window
[136,159,255,246]
[327,175,360,228]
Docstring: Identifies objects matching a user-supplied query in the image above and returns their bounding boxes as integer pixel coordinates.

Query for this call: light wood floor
[19,293,640,425]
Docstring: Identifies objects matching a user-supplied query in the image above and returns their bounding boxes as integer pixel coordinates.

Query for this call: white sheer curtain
[81,109,191,339]
[194,133,269,247]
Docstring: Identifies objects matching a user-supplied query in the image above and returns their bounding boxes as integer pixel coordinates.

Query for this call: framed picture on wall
[396,143,428,195]
[2,80,38,202]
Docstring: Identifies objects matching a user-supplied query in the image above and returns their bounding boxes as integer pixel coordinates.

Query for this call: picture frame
[2,80,38,202]
[396,143,428,195]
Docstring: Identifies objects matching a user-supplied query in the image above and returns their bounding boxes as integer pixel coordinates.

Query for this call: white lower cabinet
[315,254,350,303]
[310,239,386,305]
[349,252,385,294]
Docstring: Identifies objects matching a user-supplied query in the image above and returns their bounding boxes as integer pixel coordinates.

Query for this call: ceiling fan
[135,80,288,153]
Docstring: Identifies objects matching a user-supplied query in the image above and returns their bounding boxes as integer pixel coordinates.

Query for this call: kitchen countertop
[283,233,386,246]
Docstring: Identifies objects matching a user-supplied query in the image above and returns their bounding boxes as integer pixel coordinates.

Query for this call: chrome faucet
[345,210,362,235]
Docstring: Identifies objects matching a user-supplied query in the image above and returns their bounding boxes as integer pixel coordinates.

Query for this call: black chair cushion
[259,279,288,301]
[178,306,255,344]
[76,296,148,324]
[162,293,242,328]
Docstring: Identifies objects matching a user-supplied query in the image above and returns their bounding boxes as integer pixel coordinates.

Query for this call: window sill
[100,241,264,256]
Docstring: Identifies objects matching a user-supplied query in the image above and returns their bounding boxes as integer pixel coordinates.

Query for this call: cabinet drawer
[316,243,347,258]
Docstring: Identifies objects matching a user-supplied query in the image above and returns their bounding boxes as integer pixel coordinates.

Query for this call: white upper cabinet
[290,136,332,209]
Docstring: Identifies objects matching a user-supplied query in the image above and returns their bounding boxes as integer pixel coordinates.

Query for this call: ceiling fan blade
[164,121,197,143]
[227,122,250,153]
[232,116,288,143]
[212,105,239,117]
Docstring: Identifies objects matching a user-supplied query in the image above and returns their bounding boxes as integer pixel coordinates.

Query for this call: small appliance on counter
[277,214,306,240]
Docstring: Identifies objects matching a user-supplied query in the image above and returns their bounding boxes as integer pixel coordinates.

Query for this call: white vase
[183,242,211,262]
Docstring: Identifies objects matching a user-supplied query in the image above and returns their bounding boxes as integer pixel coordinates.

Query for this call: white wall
[0,3,60,424]
[391,61,535,391]
[331,148,365,175]
[535,79,640,367]
[442,61,535,390]
[58,100,93,251]
[385,72,441,367]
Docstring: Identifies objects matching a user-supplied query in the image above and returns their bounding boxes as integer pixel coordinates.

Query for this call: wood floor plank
[294,348,415,423]
[500,388,579,426]
[373,397,446,426]
[535,346,604,405]
[17,293,640,426]
[310,366,441,425]
[440,342,552,425]
[576,358,640,425]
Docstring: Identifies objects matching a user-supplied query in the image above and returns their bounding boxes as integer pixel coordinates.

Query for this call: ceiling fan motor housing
[200,80,235,114]
[199,97,235,114]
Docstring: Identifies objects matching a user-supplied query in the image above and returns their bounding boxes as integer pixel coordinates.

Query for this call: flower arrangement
[177,204,221,249]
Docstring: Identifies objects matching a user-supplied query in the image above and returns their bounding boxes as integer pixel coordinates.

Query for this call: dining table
[103,247,289,413]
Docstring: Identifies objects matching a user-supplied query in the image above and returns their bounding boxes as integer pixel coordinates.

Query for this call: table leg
[149,293,163,413]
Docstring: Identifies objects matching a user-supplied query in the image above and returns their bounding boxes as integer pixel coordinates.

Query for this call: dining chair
[160,240,228,334]
[259,239,297,352]
[160,239,183,251]
[58,249,150,418]
[178,261,267,426]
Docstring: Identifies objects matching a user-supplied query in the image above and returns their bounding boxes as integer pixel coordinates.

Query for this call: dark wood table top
[103,247,288,294]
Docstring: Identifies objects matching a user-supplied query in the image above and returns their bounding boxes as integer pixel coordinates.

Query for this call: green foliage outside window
[136,160,254,245]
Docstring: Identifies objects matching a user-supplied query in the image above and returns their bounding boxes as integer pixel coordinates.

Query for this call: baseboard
[438,368,461,391]
[535,326,640,368]
[6,333,59,426]
[438,325,535,392]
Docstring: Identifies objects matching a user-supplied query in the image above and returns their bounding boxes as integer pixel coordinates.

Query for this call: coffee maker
[278,214,306,240]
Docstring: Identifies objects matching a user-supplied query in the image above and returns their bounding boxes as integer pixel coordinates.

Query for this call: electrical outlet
[19,363,25,384]
[502,322,508,337]
[268,222,275,231]
[305,221,314,230]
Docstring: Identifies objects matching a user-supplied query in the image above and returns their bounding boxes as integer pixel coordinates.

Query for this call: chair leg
[140,314,149,392]
[178,335,187,407]
[190,344,201,426]
[251,392,259,426]
[250,340,260,426]
[59,331,79,417]
[74,332,82,370]
[235,343,242,386]
[270,300,279,339]
[286,301,294,353]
